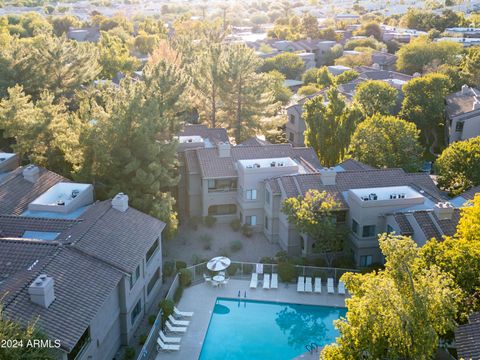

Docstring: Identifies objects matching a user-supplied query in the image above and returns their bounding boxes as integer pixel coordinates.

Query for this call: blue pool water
[199,298,346,360]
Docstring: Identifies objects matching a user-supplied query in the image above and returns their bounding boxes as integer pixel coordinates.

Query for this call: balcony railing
[207,187,237,193]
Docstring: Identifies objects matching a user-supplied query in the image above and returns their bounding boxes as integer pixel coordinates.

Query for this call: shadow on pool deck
[154,279,347,360]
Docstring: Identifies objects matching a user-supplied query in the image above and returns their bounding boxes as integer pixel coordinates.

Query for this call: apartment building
[0,155,165,360]
[180,140,321,229]
[264,163,459,266]
[285,67,413,147]
[446,85,480,143]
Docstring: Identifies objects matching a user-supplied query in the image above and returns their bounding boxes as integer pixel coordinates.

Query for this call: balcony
[207,179,237,193]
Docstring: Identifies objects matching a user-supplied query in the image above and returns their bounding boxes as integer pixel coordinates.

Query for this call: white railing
[136,261,358,360]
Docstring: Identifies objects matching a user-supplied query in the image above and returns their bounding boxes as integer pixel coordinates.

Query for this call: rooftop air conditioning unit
[278,162,284,167]
[254,163,260,168]
[369,193,377,200]
[246,165,253,169]
[270,161,276,167]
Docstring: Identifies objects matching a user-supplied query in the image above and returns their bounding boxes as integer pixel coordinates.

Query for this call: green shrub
[230,240,243,253]
[179,268,192,287]
[124,347,135,360]
[230,218,242,231]
[192,254,207,265]
[260,256,276,264]
[173,285,184,303]
[241,224,253,237]
[163,261,174,277]
[175,260,187,271]
[148,314,156,326]
[189,216,202,230]
[139,334,147,345]
[361,262,384,274]
[200,234,212,250]
[218,247,229,257]
[159,299,174,321]
[332,255,356,269]
[227,263,238,277]
[275,251,289,263]
[278,262,296,282]
[204,215,217,228]
[243,263,254,275]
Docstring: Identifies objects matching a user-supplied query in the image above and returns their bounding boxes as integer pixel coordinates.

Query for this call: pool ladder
[305,342,319,354]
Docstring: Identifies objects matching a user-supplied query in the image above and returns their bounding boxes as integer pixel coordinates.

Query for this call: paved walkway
[164,223,282,265]
[154,279,347,360]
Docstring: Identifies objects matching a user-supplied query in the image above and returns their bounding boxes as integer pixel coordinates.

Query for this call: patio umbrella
[207,256,231,272]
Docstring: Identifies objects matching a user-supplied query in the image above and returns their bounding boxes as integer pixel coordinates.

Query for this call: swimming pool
[199,297,346,360]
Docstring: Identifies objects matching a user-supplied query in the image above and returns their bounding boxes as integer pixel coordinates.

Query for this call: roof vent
[434,202,454,220]
[28,274,55,308]
[319,167,336,185]
[218,142,231,158]
[23,165,40,183]
[112,192,129,212]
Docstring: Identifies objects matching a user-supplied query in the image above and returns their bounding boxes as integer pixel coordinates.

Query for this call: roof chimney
[462,84,470,95]
[112,193,129,212]
[23,165,40,183]
[218,142,231,158]
[320,167,336,186]
[434,202,454,220]
[28,274,55,308]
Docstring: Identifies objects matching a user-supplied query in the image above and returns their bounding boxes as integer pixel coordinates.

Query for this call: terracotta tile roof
[337,159,374,171]
[0,167,68,215]
[178,124,228,145]
[412,211,443,240]
[432,210,461,237]
[393,213,414,235]
[3,246,122,352]
[195,144,321,178]
[65,201,165,273]
[456,312,480,360]
[458,185,480,201]
[0,216,79,238]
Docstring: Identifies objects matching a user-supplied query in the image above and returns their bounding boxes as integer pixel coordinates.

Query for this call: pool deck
[155,279,347,360]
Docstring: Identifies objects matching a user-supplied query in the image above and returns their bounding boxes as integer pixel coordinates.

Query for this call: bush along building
[0,153,165,360]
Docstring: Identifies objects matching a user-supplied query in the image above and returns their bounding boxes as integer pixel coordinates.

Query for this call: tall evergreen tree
[303,88,361,167]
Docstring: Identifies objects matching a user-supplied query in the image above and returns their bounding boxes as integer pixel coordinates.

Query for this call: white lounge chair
[327,278,334,294]
[297,276,305,292]
[314,277,322,293]
[271,273,278,289]
[159,330,181,344]
[263,274,270,289]
[338,280,346,295]
[157,337,180,351]
[174,306,193,318]
[305,277,313,292]
[168,315,189,327]
[250,272,258,288]
[166,320,187,333]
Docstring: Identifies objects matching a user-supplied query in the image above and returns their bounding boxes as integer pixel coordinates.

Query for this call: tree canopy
[260,52,305,80]
[353,80,398,117]
[435,136,480,196]
[303,88,361,167]
[348,114,423,172]
[321,234,458,360]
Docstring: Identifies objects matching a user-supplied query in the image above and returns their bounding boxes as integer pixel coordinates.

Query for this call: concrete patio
[154,279,347,360]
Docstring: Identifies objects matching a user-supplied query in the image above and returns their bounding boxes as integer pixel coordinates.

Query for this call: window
[68,327,91,360]
[265,189,270,205]
[455,121,464,132]
[130,265,141,289]
[246,189,257,200]
[246,215,257,226]
[289,114,296,124]
[147,269,160,295]
[387,225,394,233]
[359,255,373,267]
[146,240,159,263]
[264,216,269,230]
[289,132,294,142]
[352,219,359,234]
[131,299,142,325]
[362,225,376,238]
[207,179,215,189]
